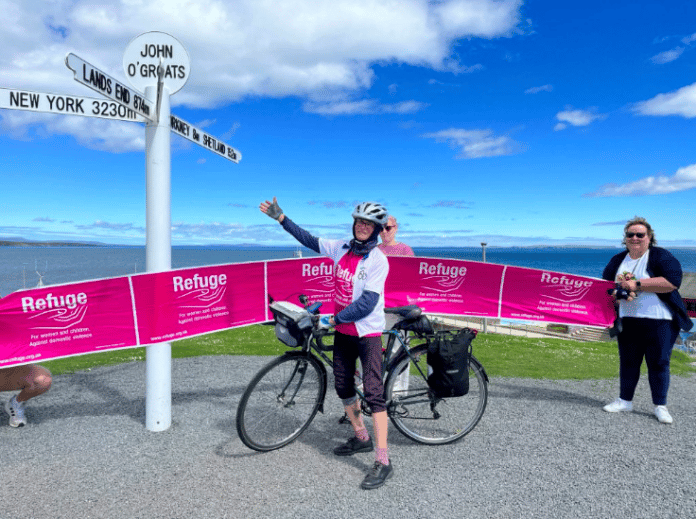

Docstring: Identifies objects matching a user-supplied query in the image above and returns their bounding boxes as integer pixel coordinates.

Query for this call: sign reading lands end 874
[123,32,190,94]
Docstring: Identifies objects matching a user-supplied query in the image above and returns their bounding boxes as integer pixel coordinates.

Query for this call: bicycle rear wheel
[385,344,488,445]
[236,353,326,452]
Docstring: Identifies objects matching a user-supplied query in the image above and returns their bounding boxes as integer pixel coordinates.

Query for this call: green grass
[42,324,696,380]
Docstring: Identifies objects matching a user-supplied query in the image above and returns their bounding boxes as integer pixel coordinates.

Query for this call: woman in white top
[602,217,693,424]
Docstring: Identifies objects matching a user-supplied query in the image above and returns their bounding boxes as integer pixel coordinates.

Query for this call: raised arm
[260,197,320,253]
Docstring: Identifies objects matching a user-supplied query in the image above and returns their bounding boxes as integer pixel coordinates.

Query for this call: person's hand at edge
[260,197,285,222]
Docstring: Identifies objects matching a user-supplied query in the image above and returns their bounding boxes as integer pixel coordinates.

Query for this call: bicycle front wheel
[385,344,488,445]
[236,353,326,452]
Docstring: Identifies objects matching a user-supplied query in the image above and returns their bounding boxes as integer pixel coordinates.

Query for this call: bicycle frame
[294,324,422,417]
[237,302,490,451]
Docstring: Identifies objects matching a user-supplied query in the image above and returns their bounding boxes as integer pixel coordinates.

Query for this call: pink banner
[131,263,266,344]
[266,257,336,317]
[0,277,137,367]
[0,256,618,368]
[385,256,504,317]
[500,266,616,326]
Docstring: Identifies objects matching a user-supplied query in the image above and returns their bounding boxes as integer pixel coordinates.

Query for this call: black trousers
[617,317,678,405]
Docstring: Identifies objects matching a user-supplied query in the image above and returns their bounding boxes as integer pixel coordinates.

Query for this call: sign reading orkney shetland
[170,114,241,163]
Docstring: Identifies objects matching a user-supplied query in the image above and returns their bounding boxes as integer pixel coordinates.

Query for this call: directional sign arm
[169,114,242,164]
[65,53,154,122]
[0,87,147,123]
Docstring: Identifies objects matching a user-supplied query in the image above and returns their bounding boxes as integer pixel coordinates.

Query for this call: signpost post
[0,31,242,432]
[143,75,173,431]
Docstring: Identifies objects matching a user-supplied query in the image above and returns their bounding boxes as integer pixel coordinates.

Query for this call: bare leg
[0,365,52,402]
[372,410,388,449]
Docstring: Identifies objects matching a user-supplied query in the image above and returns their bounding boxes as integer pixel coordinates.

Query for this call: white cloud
[633,82,696,118]
[650,47,684,64]
[0,0,524,153]
[584,164,696,197]
[1,0,522,106]
[525,84,552,94]
[554,107,605,130]
[304,99,428,115]
[433,0,523,39]
[76,220,146,233]
[682,32,696,45]
[0,110,145,152]
[422,128,523,159]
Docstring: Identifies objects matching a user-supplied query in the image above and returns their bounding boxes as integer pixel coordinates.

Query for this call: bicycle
[235,296,489,452]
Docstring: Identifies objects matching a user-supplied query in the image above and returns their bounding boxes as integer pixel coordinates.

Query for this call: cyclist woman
[260,197,393,490]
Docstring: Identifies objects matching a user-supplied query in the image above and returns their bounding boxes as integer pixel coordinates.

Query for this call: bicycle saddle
[385,305,422,320]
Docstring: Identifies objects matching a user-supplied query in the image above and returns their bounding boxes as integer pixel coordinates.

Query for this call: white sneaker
[654,405,673,424]
[603,398,633,413]
[5,395,27,427]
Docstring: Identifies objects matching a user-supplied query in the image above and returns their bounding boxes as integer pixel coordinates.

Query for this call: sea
[2,245,696,298]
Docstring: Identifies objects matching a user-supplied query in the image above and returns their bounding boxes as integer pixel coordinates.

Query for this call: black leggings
[332,333,386,413]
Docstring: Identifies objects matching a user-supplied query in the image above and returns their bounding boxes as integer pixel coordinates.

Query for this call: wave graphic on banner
[301,274,334,299]
[177,285,226,309]
[540,284,593,303]
[422,275,466,294]
[27,305,89,330]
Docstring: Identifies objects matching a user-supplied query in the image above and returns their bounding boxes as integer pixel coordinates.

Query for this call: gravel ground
[1,355,695,519]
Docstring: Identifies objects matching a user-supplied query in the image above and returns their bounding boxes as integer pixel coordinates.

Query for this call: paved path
[1,356,695,519]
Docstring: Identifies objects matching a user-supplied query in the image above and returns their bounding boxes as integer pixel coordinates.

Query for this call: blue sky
[1,0,695,248]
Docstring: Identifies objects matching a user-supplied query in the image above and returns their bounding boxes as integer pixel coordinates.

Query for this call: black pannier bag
[427,328,476,398]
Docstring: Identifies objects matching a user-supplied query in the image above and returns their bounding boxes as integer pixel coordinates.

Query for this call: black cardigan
[602,246,693,332]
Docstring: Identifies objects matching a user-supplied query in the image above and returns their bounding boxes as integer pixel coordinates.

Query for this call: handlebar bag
[270,301,313,347]
[427,328,476,398]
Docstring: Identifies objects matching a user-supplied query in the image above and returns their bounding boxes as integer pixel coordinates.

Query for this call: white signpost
[0,31,242,432]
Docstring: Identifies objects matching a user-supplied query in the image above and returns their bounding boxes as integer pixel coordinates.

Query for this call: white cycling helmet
[352,202,388,227]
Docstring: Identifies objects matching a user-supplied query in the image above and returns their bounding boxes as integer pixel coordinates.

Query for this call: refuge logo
[22,291,89,330]
[173,273,227,308]
[418,262,467,293]
[539,272,593,303]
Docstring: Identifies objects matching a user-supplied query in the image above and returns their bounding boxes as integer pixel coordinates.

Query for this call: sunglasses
[625,232,646,239]
[384,225,396,231]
